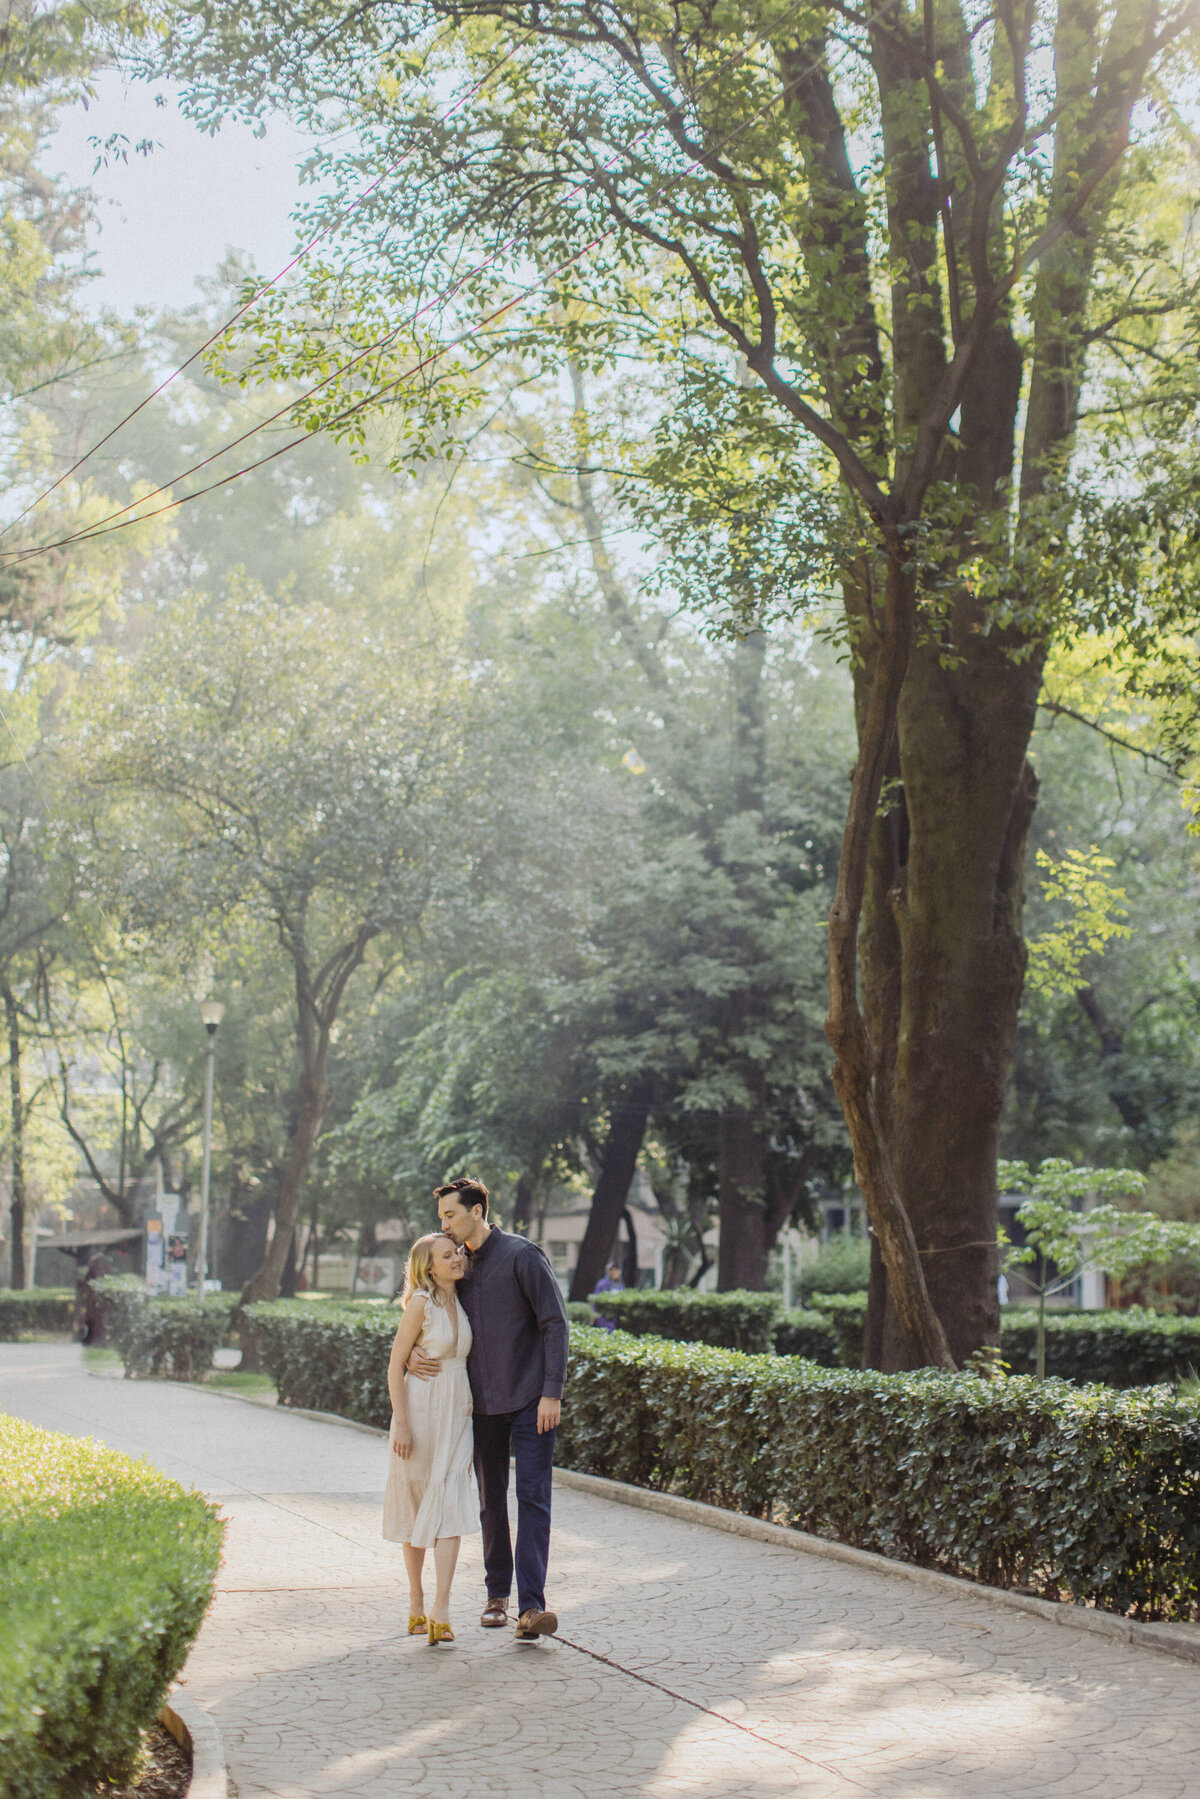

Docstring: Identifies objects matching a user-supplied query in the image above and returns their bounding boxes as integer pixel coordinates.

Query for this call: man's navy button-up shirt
[460,1226,569,1417]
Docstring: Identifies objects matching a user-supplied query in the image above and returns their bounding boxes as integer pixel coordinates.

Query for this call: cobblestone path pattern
[3,1343,1196,1798]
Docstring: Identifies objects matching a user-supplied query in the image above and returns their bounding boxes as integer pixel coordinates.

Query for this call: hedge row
[588,1287,1200,1386]
[595,1287,863,1363]
[0,1414,223,1799]
[245,1300,1200,1619]
[0,1289,75,1340]
[1002,1308,1200,1386]
[558,1328,1200,1621]
[247,1298,396,1425]
[94,1276,236,1379]
[594,1288,781,1352]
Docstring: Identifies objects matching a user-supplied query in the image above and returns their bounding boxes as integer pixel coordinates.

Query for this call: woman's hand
[391,1420,415,1459]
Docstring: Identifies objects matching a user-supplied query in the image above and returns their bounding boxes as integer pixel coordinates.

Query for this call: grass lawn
[81,1345,277,1401]
[204,1369,277,1400]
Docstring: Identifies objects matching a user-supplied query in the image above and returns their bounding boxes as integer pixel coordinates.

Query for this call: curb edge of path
[551,1467,1200,1667]
[123,1372,1200,1668]
[160,1690,227,1799]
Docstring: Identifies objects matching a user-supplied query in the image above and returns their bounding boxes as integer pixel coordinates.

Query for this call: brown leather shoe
[481,1597,509,1628]
[514,1607,558,1641]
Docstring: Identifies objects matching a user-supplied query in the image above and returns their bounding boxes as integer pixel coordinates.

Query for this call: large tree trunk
[569,1082,651,1300]
[220,1182,272,1290]
[238,1059,329,1369]
[242,1064,328,1307]
[874,634,1042,1367]
[511,1175,535,1235]
[3,984,26,1291]
[825,552,956,1370]
[716,1105,770,1290]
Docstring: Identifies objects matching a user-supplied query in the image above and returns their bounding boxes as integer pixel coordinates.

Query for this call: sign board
[145,1218,165,1294]
[162,1199,189,1296]
[353,1256,397,1300]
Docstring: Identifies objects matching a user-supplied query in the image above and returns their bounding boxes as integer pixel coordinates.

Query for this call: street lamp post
[197,999,225,1295]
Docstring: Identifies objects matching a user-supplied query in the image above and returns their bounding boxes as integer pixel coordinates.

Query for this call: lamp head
[199,998,226,1030]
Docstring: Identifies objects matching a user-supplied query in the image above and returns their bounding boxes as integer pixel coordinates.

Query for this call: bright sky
[48,71,316,316]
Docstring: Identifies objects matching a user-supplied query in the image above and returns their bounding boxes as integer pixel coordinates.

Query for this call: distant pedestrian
[77,1251,114,1345]
[592,1263,625,1295]
[383,1233,475,1647]
[409,1176,568,1644]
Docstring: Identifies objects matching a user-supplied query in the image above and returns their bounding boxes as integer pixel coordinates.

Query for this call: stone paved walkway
[4,1341,1198,1799]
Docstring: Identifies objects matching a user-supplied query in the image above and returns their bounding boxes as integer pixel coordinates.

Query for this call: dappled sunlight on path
[2,1342,1195,1798]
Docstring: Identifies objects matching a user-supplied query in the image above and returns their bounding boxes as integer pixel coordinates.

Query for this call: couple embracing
[383,1177,569,1646]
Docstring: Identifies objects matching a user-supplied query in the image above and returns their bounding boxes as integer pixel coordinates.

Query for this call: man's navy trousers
[473,1399,556,1615]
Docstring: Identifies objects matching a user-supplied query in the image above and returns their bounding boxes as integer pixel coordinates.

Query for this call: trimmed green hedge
[0,1414,223,1798]
[596,1287,857,1366]
[95,1276,236,1379]
[793,1235,871,1302]
[0,1289,75,1340]
[596,1290,1200,1386]
[596,1288,781,1353]
[805,1292,869,1365]
[773,1308,840,1363]
[557,1328,1200,1621]
[246,1299,1200,1619]
[1003,1307,1200,1386]
[247,1299,395,1425]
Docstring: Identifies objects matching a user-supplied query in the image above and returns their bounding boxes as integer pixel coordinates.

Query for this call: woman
[383,1232,475,1646]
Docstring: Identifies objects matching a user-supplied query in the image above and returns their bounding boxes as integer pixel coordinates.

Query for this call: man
[409,1176,569,1642]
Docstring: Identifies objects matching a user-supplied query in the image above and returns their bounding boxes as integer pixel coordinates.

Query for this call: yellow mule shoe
[427,1619,455,1647]
[408,1614,427,1635]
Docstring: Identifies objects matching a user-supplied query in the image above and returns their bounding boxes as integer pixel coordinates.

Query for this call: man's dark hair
[434,1175,490,1219]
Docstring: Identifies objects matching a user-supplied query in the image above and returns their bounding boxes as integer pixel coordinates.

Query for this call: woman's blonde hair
[403,1233,451,1307]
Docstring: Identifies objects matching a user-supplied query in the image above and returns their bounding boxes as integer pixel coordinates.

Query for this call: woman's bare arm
[387,1295,428,1456]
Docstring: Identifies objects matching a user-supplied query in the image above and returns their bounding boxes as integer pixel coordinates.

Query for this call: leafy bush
[566,1301,594,1326]
[794,1236,871,1303]
[773,1308,840,1363]
[556,1328,1200,1621]
[0,1289,75,1339]
[94,1276,235,1379]
[247,1299,396,1425]
[240,1301,1200,1618]
[1002,1307,1200,1386]
[805,1291,868,1366]
[0,1414,223,1798]
[596,1287,781,1352]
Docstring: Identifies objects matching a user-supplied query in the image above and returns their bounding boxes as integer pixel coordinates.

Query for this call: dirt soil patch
[100,1722,191,1799]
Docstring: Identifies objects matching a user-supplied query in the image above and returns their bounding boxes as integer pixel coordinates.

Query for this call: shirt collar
[469,1225,501,1264]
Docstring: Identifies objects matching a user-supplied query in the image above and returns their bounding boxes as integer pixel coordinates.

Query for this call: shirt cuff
[541,1380,564,1400]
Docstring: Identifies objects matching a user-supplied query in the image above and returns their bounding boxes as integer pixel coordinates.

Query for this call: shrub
[794,1236,871,1303]
[566,1301,594,1326]
[1002,1307,1200,1386]
[805,1291,868,1366]
[556,1327,1200,1621]
[596,1288,780,1352]
[0,1289,75,1339]
[94,1276,235,1379]
[247,1298,396,1426]
[773,1308,840,1364]
[0,1414,223,1798]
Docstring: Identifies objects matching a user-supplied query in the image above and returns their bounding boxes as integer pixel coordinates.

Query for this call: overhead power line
[0,28,526,544]
[2,1,885,568]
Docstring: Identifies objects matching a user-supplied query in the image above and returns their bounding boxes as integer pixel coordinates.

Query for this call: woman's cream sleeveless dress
[382,1291,476,1547]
